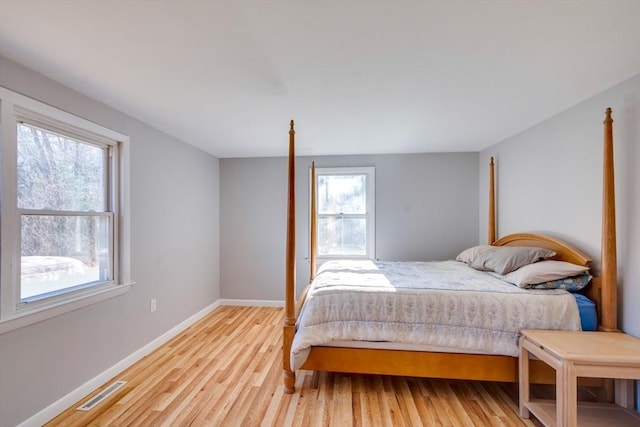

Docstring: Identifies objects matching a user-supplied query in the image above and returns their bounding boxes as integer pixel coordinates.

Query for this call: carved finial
[490,156,494,166]
[604,108,613,124]
[290,120,295,132]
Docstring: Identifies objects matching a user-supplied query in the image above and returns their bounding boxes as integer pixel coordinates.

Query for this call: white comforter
[291,260,581,370]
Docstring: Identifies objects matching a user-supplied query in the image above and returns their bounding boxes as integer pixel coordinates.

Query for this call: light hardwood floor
[47,306,543,426]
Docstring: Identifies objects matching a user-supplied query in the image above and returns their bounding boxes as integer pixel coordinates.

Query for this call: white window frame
[0,87,133,334]
[313,166,375,259]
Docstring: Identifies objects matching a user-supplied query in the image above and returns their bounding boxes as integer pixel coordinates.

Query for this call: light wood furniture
[519,330,640,427]
[283,109,619,392]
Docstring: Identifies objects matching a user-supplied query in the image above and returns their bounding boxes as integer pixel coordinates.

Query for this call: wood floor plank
[395,377,422,427]
[47,306,554,426]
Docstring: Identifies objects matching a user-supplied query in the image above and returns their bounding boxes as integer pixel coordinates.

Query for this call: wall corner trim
[17,300,222,427]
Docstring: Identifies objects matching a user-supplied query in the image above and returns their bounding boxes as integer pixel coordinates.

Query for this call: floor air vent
[77,380,127,411]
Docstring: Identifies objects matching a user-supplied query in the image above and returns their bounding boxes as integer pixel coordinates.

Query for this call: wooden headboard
[493,233,591,267]
[493,232,602,320]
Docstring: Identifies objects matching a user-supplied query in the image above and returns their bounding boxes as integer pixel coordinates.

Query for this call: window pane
[318,175,366,214]
[21,215,111,300]
[318,217,366,256]
[17,123,105,211]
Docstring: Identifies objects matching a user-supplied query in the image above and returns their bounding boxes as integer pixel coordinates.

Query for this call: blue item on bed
[573,293,598,331]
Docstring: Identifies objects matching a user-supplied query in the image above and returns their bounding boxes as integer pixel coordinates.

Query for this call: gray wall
[221,153,479,299]
[4,50,637,424]
[479,73,640,339]
[0,56,221,426]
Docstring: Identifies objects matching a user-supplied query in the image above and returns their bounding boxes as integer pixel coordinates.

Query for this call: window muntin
[315,167,375,258]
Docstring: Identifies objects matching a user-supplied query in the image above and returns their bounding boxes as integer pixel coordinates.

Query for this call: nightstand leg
[519,336,530,418]
[556,363,565,427]
[564,364,578,427]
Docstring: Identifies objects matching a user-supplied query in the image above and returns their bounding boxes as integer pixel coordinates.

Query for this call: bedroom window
[0,87,132,333]
[314,167,375,258]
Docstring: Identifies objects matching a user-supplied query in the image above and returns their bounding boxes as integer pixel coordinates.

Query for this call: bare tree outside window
[17,123,111,300]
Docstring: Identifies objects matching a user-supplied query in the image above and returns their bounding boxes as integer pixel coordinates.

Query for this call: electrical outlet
[150,298,157,312]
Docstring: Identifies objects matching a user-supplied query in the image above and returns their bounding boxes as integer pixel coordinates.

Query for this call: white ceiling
[1,1,639,158]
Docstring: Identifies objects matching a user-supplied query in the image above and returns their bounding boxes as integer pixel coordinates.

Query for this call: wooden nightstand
[519,329,640,427]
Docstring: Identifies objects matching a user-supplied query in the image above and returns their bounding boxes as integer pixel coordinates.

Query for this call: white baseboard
[18,300,221,427]
[218,299,284,307]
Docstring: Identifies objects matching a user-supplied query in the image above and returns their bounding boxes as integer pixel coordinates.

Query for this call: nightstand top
[521,330,640,365]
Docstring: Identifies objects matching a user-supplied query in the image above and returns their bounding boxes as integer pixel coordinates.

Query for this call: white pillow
[456,245,495,264]
[498,260,590,288]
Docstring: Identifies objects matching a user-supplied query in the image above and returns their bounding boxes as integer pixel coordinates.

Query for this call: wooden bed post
[488,156,496,244]
[600,108,617,332]
[283,120,296,393]
[310,162,317,282]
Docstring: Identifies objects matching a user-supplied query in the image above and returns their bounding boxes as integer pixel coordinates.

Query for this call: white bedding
[291,260,581,370]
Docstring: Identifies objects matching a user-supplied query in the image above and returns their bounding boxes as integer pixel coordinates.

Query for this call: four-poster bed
[282,109,618,393]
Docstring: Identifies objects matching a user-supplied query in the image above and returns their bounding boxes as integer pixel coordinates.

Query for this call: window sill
[0,282,134,334]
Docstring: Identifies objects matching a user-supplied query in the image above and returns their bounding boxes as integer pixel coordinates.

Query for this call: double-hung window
[0,88,131,333]
[314,167,375,258]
